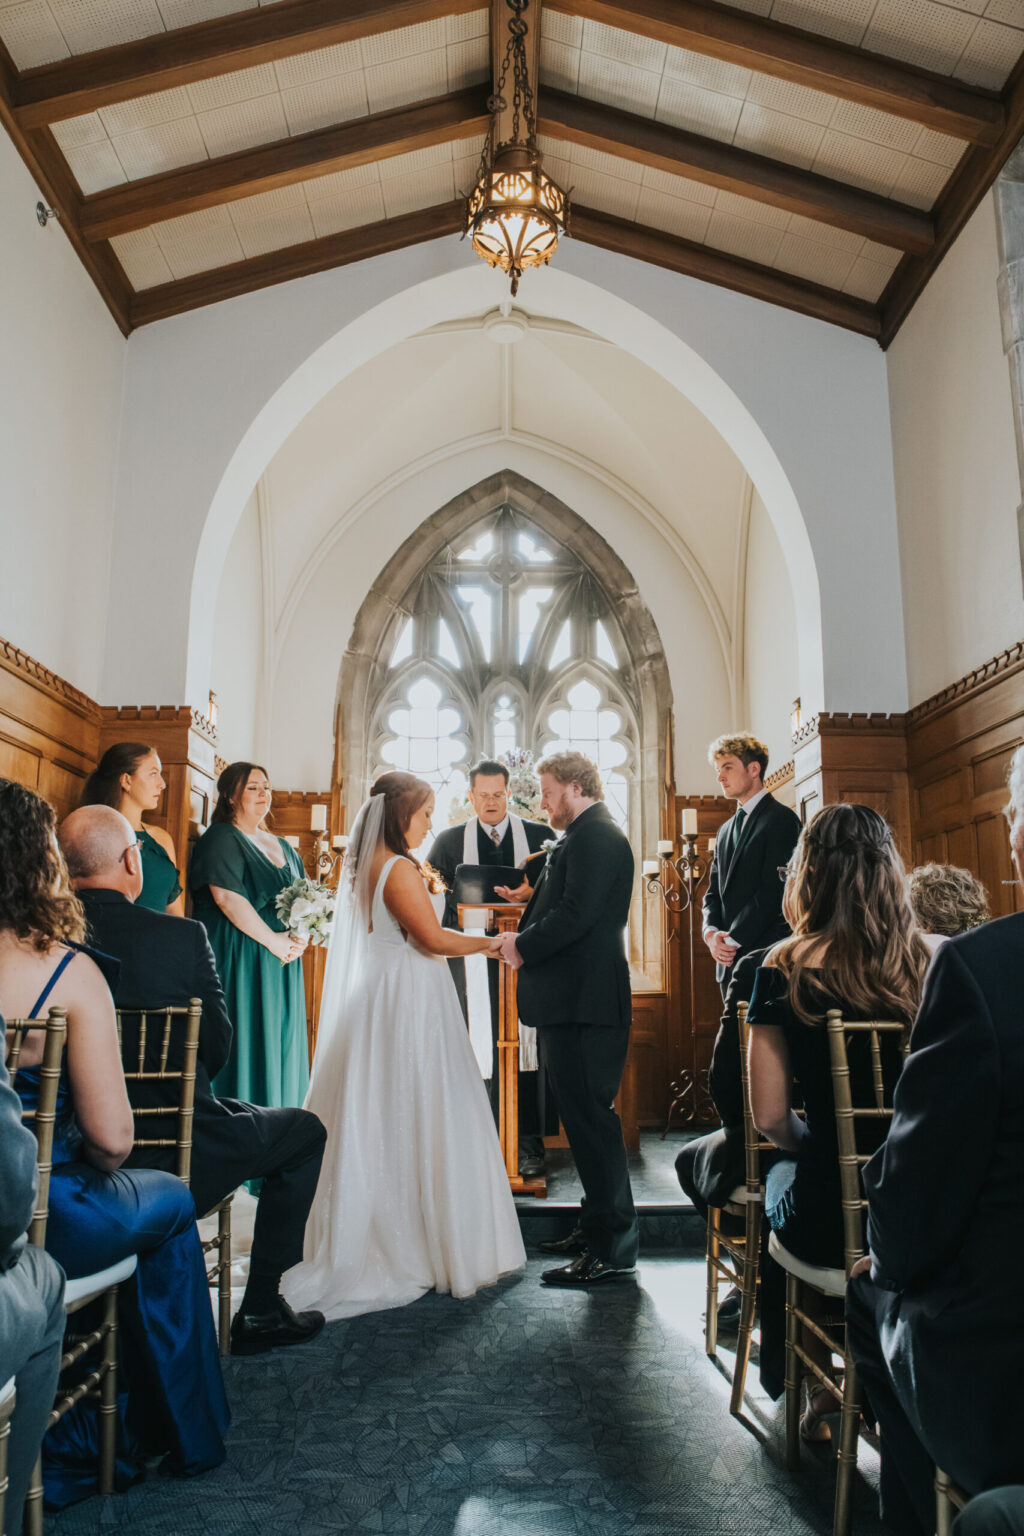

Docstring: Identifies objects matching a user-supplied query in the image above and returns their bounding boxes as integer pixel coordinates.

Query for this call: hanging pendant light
[465,0,569,296]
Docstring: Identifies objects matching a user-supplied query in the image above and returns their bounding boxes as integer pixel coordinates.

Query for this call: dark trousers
[845,1271,938,1536]
[538,1024,638,1268]
[132,1100,326,1290]
[954,1490,1024,1536]
[0,1244,65,1533]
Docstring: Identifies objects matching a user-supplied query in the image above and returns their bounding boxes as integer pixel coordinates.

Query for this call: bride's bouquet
[275,877,336,946]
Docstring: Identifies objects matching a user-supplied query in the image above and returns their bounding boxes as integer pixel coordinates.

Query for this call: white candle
[642,859,660,877]
[284,835,300,849]
[681,807,698,836]
[708,836,717,854]
[332,834,349,851]
[656,839,674,855]
[310,803,327,832]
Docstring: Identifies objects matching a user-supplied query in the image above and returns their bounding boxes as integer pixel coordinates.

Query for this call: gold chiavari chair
[704,1002,774,1414]
[116,1001,233,1354]
[935,1468,970,1536]
[6,1009,135,1536]
[769,1012,907,1536]
[0,1377,15,1536]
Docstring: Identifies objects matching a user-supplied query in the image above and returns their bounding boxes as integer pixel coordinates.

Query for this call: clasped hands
[486,932,523,969]
[705,928,740,966]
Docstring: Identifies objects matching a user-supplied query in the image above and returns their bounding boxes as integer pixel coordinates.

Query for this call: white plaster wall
[268,440,731,795]
[109,236,906,717]
[210,489,261,765]
[887,193,1023,705]
[743,493,800,777]
[0,132,125,697]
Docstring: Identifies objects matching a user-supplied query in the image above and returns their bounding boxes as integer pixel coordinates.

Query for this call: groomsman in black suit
[701,733,801,997]
[497,752,638,1286]
[428,759,551,1174]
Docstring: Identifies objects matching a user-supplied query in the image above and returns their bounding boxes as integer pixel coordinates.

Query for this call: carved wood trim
[0,637,101,722]
[765,759,794,791]
[905,641,1024,727]
[791,710,908,749]
[99,703,218,745]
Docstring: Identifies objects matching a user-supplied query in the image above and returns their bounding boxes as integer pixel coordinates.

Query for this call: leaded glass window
[368,507,639,829]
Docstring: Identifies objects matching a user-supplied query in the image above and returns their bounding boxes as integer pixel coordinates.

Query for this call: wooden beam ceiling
[130,200,468,325]
[545,0,1005,146]
[80,87,490,242]
[540,90,934,255]
[12,0,484,129]
[879,53,1024,347]
[0,40,131,334]
[569,205,880,335]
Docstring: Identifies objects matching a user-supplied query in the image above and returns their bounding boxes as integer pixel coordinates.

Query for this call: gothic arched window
[369,506,639,830]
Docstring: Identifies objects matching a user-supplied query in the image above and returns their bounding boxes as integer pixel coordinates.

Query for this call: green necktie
[732,806,746,852]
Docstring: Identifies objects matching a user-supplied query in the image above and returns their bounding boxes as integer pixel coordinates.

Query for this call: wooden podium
[458,901,546,1198]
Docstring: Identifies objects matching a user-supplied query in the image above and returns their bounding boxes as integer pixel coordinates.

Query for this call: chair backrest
[736,1002,775,1193]
[116,1000,202,1185]
[4,1009,68,1246]
[826,1010,909,1277]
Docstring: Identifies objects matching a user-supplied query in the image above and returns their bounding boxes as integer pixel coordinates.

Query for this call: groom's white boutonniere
[541,838,560,855]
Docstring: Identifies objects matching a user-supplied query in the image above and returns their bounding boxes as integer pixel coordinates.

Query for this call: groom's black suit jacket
[701,793,801,983]
[429,816,549,1020]
[515,802,634,1030]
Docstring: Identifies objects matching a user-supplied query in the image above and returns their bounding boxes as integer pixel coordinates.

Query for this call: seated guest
[81,742,184,915]
[845,751,1024,1535]
[60,804,328,1357]
[0,1048,65,1535]
[954,1489,1024,1536]
[0,779,228,1507]
[908,860,990,951]
[747,804,928,1418]
[674,947,768,1323]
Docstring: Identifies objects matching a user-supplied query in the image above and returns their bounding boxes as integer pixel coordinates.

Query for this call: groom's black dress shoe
[541,1254,637,1287]
[230,1297,326,1356]
[538,1225,588,1256]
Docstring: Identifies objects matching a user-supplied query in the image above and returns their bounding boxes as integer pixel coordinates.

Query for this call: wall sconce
[790,697,802,735]
[309,803,334,882]
[207,690,218,729]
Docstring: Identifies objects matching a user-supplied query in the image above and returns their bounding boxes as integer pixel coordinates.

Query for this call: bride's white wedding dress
[283,854,526,1320]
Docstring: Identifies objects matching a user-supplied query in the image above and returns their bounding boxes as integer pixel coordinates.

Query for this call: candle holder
[647,830,719,1133]
[644,836,711,913]
[306,807,340,883]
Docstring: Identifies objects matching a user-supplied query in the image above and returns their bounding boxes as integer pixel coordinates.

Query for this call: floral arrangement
[447,747,548,826]
[275,877,336,946]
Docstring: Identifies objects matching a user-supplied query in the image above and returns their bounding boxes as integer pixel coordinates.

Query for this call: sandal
[800,1379,834,1444]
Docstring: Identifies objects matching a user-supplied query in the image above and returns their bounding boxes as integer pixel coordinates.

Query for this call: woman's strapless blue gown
[16,1066,229,1508]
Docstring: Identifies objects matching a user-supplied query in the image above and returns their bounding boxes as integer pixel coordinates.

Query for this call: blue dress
[16,952,229,1507]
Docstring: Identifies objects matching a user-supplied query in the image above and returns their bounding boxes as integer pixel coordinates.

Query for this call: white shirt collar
[736,787,768,817]
[482,815,510,842]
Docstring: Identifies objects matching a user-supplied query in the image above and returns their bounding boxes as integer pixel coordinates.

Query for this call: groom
[428,759,551,1174]
[497,751,638,1286]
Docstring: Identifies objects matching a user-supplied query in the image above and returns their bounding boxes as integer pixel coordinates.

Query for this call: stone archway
[336,467,673,986]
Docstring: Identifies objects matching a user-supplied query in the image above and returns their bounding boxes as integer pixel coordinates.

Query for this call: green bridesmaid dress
[135,826,182,913]
[189,823,309,1108]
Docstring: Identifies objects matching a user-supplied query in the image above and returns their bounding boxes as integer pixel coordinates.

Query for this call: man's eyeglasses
[777,864,793,882]
[122,840,141,866]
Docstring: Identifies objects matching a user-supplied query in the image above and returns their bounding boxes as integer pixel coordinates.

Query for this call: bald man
[60,807,327,1356]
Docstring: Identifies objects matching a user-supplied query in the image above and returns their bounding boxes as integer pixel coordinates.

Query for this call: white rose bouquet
[275,877,336,946]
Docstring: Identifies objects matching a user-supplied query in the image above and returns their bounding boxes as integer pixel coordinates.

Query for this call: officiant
[428,759,552,1177]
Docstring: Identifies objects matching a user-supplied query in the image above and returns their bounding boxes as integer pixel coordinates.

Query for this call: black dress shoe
[541,1253,636,1287]
[716,1285,743,1329]
[519,1153,546,1179]
[230,1297,326,1356]
[538,1225,588,1256]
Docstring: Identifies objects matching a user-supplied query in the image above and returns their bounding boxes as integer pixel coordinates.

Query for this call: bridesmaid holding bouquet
[190,762,309,1108]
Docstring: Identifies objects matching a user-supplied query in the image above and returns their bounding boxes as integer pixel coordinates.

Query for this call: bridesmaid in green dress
[81,743,184,914]
[190,762,310,1107]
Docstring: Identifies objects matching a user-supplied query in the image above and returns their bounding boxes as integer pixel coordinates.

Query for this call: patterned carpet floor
[49,1240,886,1536]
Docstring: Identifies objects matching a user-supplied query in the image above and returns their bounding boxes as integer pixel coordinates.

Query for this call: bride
[283,770,526,1320]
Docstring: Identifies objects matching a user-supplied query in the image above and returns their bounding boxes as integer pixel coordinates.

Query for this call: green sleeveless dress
[189,823,309,1108]
[135,826,182,913]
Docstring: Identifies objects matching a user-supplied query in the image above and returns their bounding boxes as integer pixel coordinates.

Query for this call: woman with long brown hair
[283,771,526,1320]
[81,743,184,915]
[747,803,929,1424]
[189,762,308,1107]
[0,780,227,1509]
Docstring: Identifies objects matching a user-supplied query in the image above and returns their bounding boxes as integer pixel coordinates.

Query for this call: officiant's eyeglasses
[474,792,506,804]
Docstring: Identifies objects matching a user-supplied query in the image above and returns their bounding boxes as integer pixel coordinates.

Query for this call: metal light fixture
[790,696,803,736]
[465,0,568,296]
